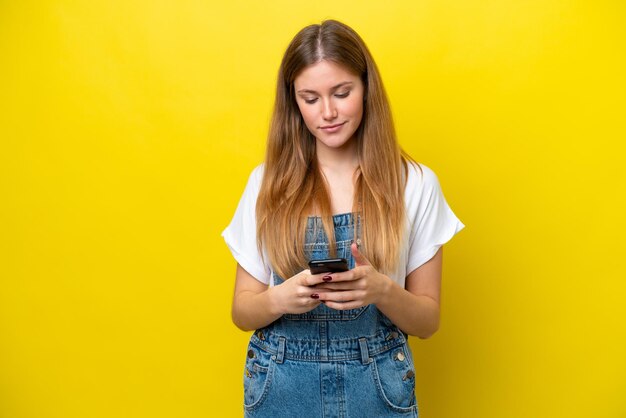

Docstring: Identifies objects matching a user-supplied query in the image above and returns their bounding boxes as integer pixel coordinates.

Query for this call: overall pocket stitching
[283,304,369,321]
[243,349,276,411]
[370,353,419,413]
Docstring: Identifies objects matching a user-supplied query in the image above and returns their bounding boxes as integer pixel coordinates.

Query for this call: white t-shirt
[222,161,465,288]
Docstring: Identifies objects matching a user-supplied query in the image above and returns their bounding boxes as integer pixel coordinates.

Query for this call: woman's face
[293,60,364,153]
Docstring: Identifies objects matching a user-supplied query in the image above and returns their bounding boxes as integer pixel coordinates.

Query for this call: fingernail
[322,275,332,282]
[310,293,319,299]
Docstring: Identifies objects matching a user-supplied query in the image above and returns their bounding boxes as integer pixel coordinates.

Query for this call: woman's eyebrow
[296,81,353,94]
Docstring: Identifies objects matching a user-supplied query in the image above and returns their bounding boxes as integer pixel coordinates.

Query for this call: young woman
[222,19,464,417]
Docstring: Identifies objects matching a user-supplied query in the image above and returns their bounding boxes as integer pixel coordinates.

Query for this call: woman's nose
[322,100,337,120]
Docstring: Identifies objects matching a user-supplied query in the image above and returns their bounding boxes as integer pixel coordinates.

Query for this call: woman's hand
[269,269,336,315]
[314,243,393,310]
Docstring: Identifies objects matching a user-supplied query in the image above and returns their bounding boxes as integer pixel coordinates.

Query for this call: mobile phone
[308,258,349,275]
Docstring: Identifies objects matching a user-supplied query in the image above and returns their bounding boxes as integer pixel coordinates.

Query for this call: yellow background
[1,1,625,417]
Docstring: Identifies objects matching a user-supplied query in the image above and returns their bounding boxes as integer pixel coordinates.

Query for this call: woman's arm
[375,247,442,339]
[231,265,282,331]
[231,264,328,331]
[314,243,443,339]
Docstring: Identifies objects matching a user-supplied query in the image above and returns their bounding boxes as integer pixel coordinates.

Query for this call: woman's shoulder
[250,162,265,180]
[243,163,265,189]
[403,160,445,219]
[405,160,438,190]
[234,163,265,201]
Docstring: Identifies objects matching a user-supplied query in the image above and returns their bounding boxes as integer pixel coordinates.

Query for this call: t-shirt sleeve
[406,163,465,274]
[221,165,271,285]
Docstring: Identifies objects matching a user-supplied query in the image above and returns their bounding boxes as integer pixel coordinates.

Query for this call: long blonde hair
[257,19,419,279]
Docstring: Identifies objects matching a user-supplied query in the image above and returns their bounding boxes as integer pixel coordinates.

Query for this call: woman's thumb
[351,242,371,266]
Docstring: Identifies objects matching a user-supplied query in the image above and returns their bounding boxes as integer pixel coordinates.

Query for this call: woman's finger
[312,282,357,291]
[322,300,363,311]
[322,266,370,283]
[318,290,359,303]
[351,242,372,266]
[297,270,326,286]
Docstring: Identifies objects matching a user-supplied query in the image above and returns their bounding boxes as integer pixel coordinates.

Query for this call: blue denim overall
[243,213,419,417]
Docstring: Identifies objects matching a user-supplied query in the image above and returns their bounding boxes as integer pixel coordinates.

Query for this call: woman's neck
[315,140,359,175]
[314,139,360,216]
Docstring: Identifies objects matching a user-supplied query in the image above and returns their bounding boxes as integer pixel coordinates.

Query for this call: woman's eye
[301,92,348,104]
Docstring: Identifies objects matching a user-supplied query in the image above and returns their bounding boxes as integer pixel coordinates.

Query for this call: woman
[222,19,464,417]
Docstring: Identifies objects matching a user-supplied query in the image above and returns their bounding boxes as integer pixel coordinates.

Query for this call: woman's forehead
[294,60,361,91]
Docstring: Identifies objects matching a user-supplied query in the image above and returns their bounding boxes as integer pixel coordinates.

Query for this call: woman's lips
[319,121,346,133]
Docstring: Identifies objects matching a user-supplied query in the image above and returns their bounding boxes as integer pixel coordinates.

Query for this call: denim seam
[304,238,353,248]
[336,362,346,418]
[282,305,369,321]
[249,339,406,362]
[253,327,398,343]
